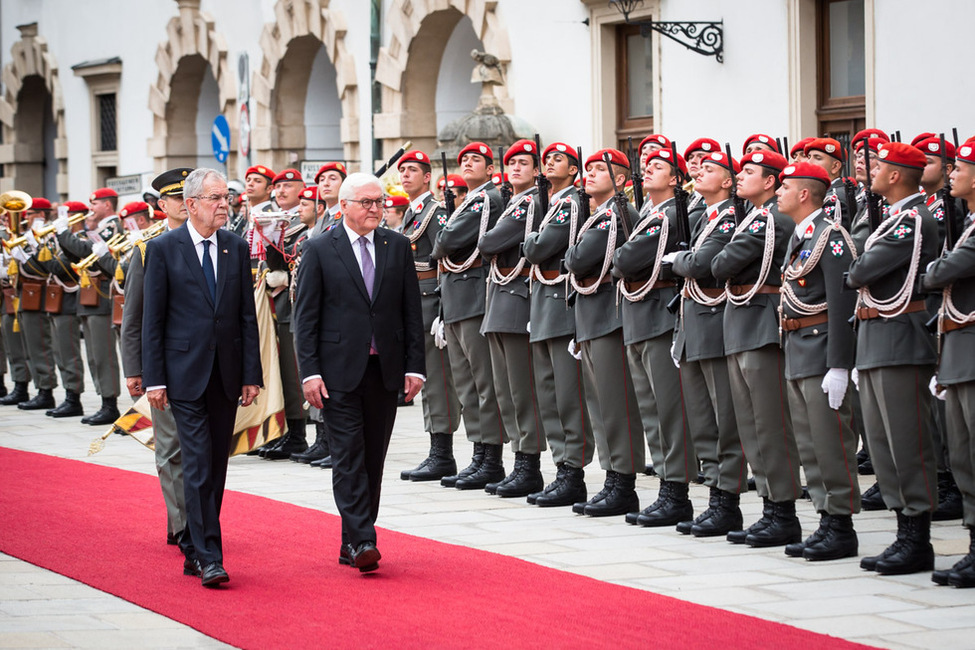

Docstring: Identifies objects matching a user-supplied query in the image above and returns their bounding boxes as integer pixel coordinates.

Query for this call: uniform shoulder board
[137,239,148,265]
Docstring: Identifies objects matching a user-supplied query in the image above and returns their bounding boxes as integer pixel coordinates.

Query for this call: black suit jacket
[294,225,425,392]
[142,224,263,402]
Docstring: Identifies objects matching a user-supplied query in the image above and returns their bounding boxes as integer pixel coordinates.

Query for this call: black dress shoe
[339,543,355,567]
[352,541,381,573]
[200,561,230,587]
[167,531,180,546]
[183,557,201,577]
[311,455,333,469]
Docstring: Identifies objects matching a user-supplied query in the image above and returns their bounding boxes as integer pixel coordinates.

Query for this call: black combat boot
[584,472,639,517]
[441,442,484,487]
[638,481,693,527]
[497,452,544,498]
[81,396,119,424]
[692,489,743,537]
[746,500,802,547]
[728,497,773,544]
[291,420,330,463]
[0,381,28,405]
[876,512,934,575]
[574,471,617,514]
[408,433,456,481]
[455,444,505,490]
[264,419,308,460]
[485,452,520,495]
[18,387,55,411]
[528,463,565,505]
[0,380,6,398]
[857,446,874,475]
[933,471,964,521]
[939,527,975,587]
[861,510,908,572]
[536,465,587,507]
[803,514,858,561]
[47,390,84,417]
[786,512,828,558]
[860,482,885,510]
[678,486,718,534]
[628,482,667,525]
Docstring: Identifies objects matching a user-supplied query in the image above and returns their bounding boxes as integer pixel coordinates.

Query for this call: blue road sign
[211,115,230,164]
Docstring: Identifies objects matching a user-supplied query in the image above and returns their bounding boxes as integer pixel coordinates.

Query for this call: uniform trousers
[18,310,56,390]
[151,403,186,537]
[727,345,802,502]
[1,312,29,382]
[51,313,84,393]
[81,314,119,398]
[445,316,506,445]
[788,375,861,515]
[859,365,938,516]
[944,382,975,528]
[420,323,460,435]
[488,332,544,454]
[276,322,305,421]
[531,334,595,469]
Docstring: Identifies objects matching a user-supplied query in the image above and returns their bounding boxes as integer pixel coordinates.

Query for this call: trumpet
[70,233,127,273]
[31,212,88,240]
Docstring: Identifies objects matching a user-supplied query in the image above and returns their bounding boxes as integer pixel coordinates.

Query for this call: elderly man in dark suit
[294,171,425,574]
[143,168,262,588]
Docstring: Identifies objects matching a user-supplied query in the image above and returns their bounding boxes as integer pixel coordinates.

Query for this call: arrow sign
[211,115,231,164]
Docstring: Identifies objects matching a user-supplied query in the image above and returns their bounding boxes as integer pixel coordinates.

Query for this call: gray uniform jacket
[120,243,147,377]
[57,229,113,316]
[404,192,448,329]
[522,188,578,342]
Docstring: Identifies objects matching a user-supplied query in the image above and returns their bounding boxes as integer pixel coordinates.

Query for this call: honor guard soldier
[613,148,694,527]
[847,141,940,576]
[438,174,468,205]
[478,139,546,497]
[637,134,671,172]
[804,138,855,231]
[314,162,347,235]
[396,150,462,482]
[431,141,507,489]
[522,143,595,507]
[711,150,804,547]
[243,164,275,266]
[851,136,888,255]
[742,134,780,156]
[667,151,748,538]
[0,209,32,405]
[381,195,409,233]
[790,138,815,163]
[925,141,975,587]
[564,148,644,517]
[57,188,123,425]
[776,162,861,561]
[683,138,721,213]
[123,168,192,547]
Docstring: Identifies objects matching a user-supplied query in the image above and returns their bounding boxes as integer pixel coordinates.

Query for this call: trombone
[110,220,167,257]
[3,212,89,250]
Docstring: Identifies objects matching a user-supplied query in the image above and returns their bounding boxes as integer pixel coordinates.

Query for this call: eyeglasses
[192,193,230,203]
[345,197,384,210]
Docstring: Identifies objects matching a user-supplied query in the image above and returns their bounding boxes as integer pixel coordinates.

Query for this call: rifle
[841,137,857,231]
[667,140,691,314]
[783,136,791,160]
[576,146,591,225]
[498,146,513,205]
[603,151,631,240]
[724,142,745,225]
[628,136,644,212]
[374,140,412,178]
[861,136,882,232]
[440,151,456,218]
[940,133,958,250]
[534,133,550,218]
[954,128,969,218]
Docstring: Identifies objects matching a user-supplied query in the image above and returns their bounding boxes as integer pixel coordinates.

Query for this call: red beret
[152,210,166,221]
[384,195,409,208]
[542,142,579,165]
[957,143,975,165]
[914,137,955,161]
[119,201,150,218]
[245,165,275,181]
[273,169,303,184]
[585,148,630,170]
[491,172,509,186]
[396,150,430,170]
[503,139,538,166]
[89,187,118,203]
[458,141,493,164]
[779,162,830,186]
[854,129,891,145]
[702,151,740,175]
[62,201,89,214]
[645,149,688,178]
[742,133,779,154]
[299,186,319,201]
[790,137,815,158]
[854,136,886,154]
[29,197,52,210]
[639,134,671,152]
[741,150,788,174]
[910,132,935,147]
[438,174,467,190]
[877,142,926,170]
[804,138,846,162]
[684,138,720,159]
[315,162,347,182]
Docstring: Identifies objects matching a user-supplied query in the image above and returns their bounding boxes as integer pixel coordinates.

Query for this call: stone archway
[251,0,359,170]
[147,0,234,172]
[374,0,512,156]
[0,23,67,198]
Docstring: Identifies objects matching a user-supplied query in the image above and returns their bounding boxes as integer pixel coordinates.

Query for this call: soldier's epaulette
[137,239,147,265]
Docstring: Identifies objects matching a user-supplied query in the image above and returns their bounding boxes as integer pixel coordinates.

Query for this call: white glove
[930,375,947,401]
[10,246,28,264]
[821,368,848,410]
[53,214,70,234]
[0,262,7,280]
[23,230,39,249]
[526,321,531,334]
[661,252,679,265]
[851,367,859,391]
[670,340,681,368]
[431,316,447,349]
[265,269,289,288]
[91,240,110,258]
[567,338,582,360]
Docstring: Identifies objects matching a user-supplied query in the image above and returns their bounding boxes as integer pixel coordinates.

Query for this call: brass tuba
[0,190,33,236]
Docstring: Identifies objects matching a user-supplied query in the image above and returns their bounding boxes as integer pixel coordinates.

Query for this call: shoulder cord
[856,209,923,318]
[941,217,975,326]
[568,207,617,296]
[617,208,669,304]
[438,190,491,274]
[781,222,858,316]
[488,196,535,286]
[407,203,437,272]
[530,196,576,287]
[725,207,776,306]
[682,207,732,307]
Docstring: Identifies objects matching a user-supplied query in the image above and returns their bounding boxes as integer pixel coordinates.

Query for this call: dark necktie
[358,236,374,299]
[201,239,216,303]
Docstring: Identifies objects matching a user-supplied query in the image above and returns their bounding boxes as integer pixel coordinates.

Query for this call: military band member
[431,141,507,490]
[396,150,461,482]
[0,211,32,406]
[522,142,595,507]
[314,162,347,235]
[847,142,940,576]
[564,148,643,517]
[776,162,861,561]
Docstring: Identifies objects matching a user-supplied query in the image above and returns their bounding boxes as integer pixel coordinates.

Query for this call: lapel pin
[222,249,228,254]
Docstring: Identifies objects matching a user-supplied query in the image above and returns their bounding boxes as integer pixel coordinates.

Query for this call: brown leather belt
[498,266,531,278]
[416,269,437,280]
[577,275,612,288]
[729,283,779,296]
[538,269,561,280]
[942,317,975,333]
[695,287,725,299]
[781,313,829,332]
[623,279,676,293]
[438,258,483,273]
[856,300,926,320]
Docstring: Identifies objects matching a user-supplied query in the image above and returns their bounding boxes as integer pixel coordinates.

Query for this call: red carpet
[0,447,873,649]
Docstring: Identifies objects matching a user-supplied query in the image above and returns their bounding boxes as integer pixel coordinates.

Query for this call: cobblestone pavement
[2,382,974,649]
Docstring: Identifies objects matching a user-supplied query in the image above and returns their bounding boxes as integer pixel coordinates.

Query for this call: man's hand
[126,376,145,397]
[147,388,168,410]
[303,377,329,409]
[404,375,424,403]
[241,384,260,407]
